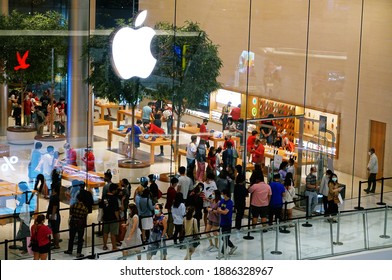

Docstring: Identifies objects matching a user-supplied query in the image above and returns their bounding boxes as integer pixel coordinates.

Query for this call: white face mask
[332,177,337,182]
[368,152,371,156]
[221,195,225,200]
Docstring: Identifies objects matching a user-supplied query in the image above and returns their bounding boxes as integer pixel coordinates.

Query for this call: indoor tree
[148,21,223,168]
[0,10,67,127]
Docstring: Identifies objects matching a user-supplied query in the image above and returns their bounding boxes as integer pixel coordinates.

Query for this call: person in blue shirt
[268,173,286,226]
[216,189,237,259]
[125,119,143,158]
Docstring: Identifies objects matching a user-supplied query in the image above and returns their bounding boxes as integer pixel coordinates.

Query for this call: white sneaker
[216,255,224,260]
[207,245,215,251]
[229,246,238,255]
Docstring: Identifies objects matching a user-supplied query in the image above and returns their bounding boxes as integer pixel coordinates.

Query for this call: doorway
[369,120,386,179]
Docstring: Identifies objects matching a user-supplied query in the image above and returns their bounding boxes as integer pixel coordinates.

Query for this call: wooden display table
[94,119,113,130]
[174,125,200,135]
[107,129,176,164]
[117,109,142,127]
[94,103,123,120]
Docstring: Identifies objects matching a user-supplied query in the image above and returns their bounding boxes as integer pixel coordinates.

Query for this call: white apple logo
[111,10,157,80]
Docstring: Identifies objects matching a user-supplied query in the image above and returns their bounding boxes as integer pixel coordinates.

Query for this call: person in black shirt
[47,183,61,249]
[233,174,248,230]
[102,183,120,251]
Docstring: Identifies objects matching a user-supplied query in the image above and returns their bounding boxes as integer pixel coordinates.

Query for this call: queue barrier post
[377,177,386,206]
[379,205,390,239]
[354,181,365,210]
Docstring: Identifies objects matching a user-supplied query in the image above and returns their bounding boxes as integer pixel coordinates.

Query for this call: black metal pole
[377,177,386,206]
[355,181,364,210]
[243,193,254,240]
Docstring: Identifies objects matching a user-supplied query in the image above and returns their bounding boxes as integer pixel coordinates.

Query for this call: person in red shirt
[30,214,52,260]
[251,138,265,167]
[247,130,258,162]
[64,142,77,166]
[223,134,235,150]
[82,146,95,171]
[199,118,210,148]
[230,104,241,122]
[144,122,165,156]
[23,92,32,126]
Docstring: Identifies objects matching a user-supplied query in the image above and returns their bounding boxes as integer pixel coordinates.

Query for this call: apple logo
[111,10,157,80]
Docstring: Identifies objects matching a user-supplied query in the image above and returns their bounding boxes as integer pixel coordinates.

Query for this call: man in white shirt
[364,148,378,194]
[35,145,55,195]
[186,135,197,182]
[177,166,193,202]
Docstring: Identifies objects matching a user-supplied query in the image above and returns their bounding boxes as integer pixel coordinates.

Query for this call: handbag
[192,219,200,248]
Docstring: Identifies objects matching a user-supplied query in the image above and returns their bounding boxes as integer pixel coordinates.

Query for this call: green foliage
[0,10,67,86]
[150,21,222,116]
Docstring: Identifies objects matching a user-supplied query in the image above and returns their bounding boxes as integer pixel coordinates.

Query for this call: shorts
[38,242,51,254]
[208,219,220,227]
[251,205,269,218]
[141,217,153,230]
[103,221,119,235]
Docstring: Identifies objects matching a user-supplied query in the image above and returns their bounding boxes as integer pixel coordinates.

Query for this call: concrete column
[67,0,92,149]
[0,0,9,136]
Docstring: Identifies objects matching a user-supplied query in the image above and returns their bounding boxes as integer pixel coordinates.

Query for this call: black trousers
[235,206,245,230]
[367,173,377,192]
[221,226,234,254]
[173,224,183,243]
[68,226,85,254]
[268,206,282,226]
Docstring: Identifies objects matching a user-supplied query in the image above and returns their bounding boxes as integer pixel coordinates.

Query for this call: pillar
[67,0,92,149]
[0,0,8,136]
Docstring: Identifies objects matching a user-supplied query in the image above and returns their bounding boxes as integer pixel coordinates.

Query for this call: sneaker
[76,253,84,258]
[229,246,238,255]
[64,251,72,255]
[156,153,164,157]
[207,245,215,251]
[103,246,108,250]
[216,255,224,260]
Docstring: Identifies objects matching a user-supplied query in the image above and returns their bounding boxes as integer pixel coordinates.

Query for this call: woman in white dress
[122,204,142,259]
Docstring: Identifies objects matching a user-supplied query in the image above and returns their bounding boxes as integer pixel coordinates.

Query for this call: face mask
[332,178,337,182]
[154,209,160,215]
[211,195,215,199]
[221,195,225,199]
[313,172,317,176]
[368,152,371,156]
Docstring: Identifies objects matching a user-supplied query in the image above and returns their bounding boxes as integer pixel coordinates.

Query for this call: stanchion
[270,224,282,255]
[89,223,96,259]
[4,239,9,260]
[302,195,312,227]
[243,195,254,240]
[354,181,364,210]
[280,202,290,234]
[328,219,334,255]
[379,205,390,239]
[260,230,265,260]
[333,212,343,245]
[377,178,386,206]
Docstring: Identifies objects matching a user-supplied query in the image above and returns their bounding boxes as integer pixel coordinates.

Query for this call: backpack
[195,145,206,162]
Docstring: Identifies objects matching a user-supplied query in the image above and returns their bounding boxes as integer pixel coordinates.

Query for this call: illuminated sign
[14,51,30,71]
[111,10,157,80]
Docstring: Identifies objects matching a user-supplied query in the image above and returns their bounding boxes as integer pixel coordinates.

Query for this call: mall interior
[0,0,391,260]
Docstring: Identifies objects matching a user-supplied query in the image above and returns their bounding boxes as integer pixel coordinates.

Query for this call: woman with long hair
[283,173,296,226]
[122,204,142,259]
[171,192,186,245]
[205,189,221,251]
[183,206,199,260]
[325,174,344,223]
[30,214,52,260]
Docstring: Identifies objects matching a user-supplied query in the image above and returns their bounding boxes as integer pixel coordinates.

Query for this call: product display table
[107,129,176,164]
[93,119,113,130]
[116,109,143,127]
[94,102,123,120]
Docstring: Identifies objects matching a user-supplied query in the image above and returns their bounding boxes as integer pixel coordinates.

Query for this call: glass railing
[114,206,392,260]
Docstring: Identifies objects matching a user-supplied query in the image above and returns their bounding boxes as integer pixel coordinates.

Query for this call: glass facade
[0,0,391,256]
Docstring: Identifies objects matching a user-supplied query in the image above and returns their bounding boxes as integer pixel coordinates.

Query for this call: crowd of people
[9,89,67,135]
